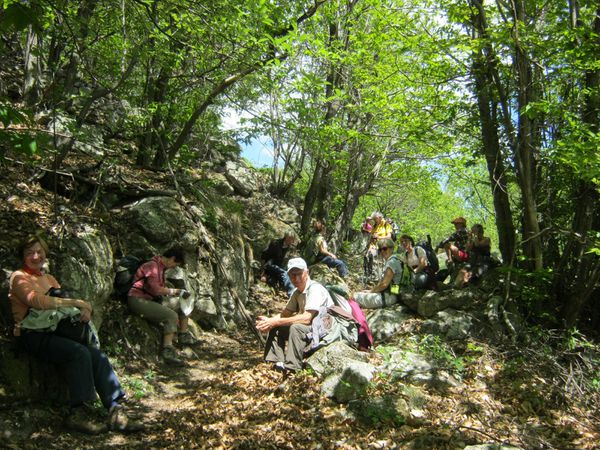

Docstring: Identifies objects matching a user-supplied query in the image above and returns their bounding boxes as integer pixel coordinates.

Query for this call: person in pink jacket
[127,246,192,366]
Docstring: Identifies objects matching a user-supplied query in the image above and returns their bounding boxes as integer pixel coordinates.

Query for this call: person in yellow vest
[363,212,392,279]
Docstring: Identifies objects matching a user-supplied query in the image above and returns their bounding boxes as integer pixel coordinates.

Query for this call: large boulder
[421,308,474,340]
[381,350,461,390]
[53,225,114,327]
[367,305,412,342]
[307,341,376,403]
[224,160,260,197]
[417,289,477,318]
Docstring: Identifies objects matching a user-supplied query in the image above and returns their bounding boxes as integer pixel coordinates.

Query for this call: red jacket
[128,256,165,300]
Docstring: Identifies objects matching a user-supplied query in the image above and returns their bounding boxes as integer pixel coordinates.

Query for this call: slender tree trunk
[511,0,543,270]
[469,0,516,264]
[23,26,42,107]
[558,4,600,327]
[300,20,341,236]
[62,0,97,100]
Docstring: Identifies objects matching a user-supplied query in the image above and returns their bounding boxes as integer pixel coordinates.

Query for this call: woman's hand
[79,307,92,323]
[76,299,93,313]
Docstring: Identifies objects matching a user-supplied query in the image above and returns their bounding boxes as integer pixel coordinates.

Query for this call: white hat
[287,257,308,273]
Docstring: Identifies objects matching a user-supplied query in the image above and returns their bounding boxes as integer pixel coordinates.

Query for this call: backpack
[325,284,373,351]
[414,238,439,273]
[114,255,145,300]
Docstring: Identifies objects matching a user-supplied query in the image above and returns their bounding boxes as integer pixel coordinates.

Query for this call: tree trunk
[469,0,516,265]
[23,26,42,107]
[558,4,600,328]
[511,0,543,270]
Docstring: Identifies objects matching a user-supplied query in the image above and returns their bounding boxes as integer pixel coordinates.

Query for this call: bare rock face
[52,225,114,328]
[224,160,260,197]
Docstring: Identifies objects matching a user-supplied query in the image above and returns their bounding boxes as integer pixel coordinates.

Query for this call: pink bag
[347,298,373,351]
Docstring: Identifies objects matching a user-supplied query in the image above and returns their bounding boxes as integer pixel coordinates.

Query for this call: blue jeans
[19,331,125,409]
[264,262,295,296]
[320,255,349,278]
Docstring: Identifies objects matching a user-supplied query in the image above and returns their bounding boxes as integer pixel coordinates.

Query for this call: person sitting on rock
[304,219,349,279]
[9,234,143,435]
[259,230,298,297]
[256,257,333,374]
[127,246,193,366]
[455,224,494,288]
[436,216,470,270]
[354,238,403,309]
[363,212,392,279]
[361,216,373,234]
[398,234,437,291]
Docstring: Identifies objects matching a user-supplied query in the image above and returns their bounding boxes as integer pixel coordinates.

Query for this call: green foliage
[0,103,43,159]
[510,267,558,326]
[121,371,156,399]
[0,1,40,32]
[417,334,465,376]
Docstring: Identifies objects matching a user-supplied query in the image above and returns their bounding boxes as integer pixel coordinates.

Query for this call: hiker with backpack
[126,246,194,366]
[354,238,403,309]
[398,234,438,291]
[303,219,349,279]
[256,257,334,374]
[436,216,470,270]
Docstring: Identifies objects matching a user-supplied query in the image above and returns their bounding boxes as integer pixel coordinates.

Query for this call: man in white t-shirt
[256,257,333,372]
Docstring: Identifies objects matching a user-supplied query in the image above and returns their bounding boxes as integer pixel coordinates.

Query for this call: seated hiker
[398,235,437,291]
[386,217,400,242]
[455,224,494,288]
[304,219,349,279]
[436,216,470,269]
[256,257,334,374]
[259,230,298,297]
[363,212,392,279]
[127,246,193,366]
[361,216,373,234]
[354,238,402,309]
[9,234,143,435]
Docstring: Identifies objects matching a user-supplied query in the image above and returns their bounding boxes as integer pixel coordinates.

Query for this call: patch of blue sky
[221,107,274,168]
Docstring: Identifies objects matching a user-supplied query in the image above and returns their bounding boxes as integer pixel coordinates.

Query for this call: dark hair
[18,234,50,259]
[163,246,185,265]
[399,234,414,246]
[378,238,395,251]
[472,224,484,234]
[313,220,325,234]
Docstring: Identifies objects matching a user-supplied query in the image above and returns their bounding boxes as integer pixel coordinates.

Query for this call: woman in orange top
[9,234,142,435]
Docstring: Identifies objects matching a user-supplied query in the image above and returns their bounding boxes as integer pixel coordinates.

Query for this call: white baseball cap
[287,257,308,273]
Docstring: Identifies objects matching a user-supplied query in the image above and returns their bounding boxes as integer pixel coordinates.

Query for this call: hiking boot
[162,345,185,366]
[178,331,199,346]
[107,404,145,433]
[65,406,107,435]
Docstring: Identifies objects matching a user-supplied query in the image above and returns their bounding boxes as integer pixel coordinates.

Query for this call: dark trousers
[264,263,295,296]
[320,255,349,278]
[19,331,125,410]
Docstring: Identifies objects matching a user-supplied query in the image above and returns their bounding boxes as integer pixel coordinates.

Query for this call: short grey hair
[371,211,383,219]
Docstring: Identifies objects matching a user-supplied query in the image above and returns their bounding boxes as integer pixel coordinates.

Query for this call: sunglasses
[380,247,390,251]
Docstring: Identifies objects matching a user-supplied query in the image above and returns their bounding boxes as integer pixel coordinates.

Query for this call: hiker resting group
[7,214,494,433]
